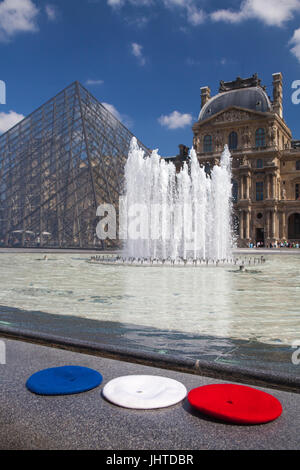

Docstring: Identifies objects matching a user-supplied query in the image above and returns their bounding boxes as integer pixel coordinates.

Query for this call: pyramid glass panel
[0,82,149,248]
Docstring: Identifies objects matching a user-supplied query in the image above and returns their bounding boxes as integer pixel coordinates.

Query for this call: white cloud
[211,0,300,27]
[102,102,122,121]
[107,0,151,7]
[86,79,104,86]
[163,0,205,26]
[45,4,58,22]
[163,0,186,6]
[0,0,39,42]
[0,110,25,133]
[211,9,243,24]
[290,28,300,62]
[131,42,146,65]
[102,102,133,128]
[108,0,300,27]
[125,14,150,28]
[107,0,204,26]
[107,0,124,7]
[158,111,192,130]
[186,4,205,25]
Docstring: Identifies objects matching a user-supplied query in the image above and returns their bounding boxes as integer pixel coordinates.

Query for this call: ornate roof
[219,73,265,93]
[198,86,272,121]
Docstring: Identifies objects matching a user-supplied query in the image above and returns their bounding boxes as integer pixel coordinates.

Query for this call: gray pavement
[0,248,119,254]
[0,337,299,450]
[1,247,300,255]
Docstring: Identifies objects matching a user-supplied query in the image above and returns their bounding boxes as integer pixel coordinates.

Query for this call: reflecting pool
[0,253,299,373]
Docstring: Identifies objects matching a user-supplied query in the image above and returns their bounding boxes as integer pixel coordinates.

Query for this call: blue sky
[1,0,300,155]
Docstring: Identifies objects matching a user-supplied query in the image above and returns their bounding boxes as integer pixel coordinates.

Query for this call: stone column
[265,210,270,239]
[281,212,286,240]
[245,210,250,240]
[279,212,283,239]
[272,175,276,199]
[244,175,249,200]
[240,177,244,201]
[242,176,246,199]
[240,211,244,240]
[271,210,276,239]
[247,175,251,200]
[265,175,270,199]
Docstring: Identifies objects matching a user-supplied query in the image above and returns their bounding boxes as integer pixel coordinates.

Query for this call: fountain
[124,138,234,262]
[91,138,264,267]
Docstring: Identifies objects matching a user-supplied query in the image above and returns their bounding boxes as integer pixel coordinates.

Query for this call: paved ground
[0,248,118,254]
[0,247,300,255]
[0,337,299,450]
[235,248,300,255]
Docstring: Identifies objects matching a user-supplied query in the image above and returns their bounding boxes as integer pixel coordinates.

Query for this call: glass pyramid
[0,81,149,248]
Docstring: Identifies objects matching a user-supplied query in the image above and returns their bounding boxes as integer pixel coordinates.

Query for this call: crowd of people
[249,240,300,249]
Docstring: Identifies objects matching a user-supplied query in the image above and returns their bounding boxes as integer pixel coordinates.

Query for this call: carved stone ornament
[214,131,223,149]
[268,126,277,146]
[240,155,249,166]
[241,126,251,147]
[281,188,287,200]
[219,73,262,93]
[214,110,254,123]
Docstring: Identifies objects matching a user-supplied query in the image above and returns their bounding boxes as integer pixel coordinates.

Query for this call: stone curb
[0,325,299,394]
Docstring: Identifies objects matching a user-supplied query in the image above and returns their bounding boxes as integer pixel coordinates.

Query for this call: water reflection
[0,253,299,346]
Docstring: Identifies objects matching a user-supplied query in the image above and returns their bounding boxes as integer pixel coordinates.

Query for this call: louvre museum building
[0,73,299,249]
[192,72,300,247]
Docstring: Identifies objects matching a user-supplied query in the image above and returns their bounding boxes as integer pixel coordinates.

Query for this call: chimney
[272,73,283,118]
[201,86,211,109]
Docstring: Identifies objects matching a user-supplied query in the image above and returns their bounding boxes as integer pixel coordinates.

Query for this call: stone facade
[192,73,300,247]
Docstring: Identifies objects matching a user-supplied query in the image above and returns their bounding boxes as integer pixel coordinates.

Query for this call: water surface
[0,253,299,374]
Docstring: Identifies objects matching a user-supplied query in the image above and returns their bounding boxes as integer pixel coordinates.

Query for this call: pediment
[195,106,271,128]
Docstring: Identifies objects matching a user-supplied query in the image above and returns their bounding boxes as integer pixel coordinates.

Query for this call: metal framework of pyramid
[0,81,149,248]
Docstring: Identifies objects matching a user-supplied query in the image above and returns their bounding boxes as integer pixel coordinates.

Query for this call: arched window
[203,135,212,153]
[288,213,300,239]
[255,128,266,148]
[296,160,300,170]
[257,159,263,169]
[229,132,238,150]
[232,179,238,203]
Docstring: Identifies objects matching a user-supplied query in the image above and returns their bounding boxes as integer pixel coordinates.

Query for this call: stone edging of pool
[0,324,299,394]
